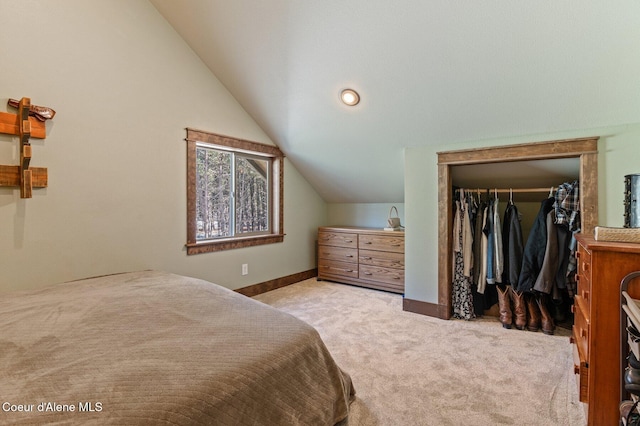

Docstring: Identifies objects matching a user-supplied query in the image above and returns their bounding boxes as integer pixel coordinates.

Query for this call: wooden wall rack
[0,97,50,198]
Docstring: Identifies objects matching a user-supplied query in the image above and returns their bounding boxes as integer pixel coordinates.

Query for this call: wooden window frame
[185,128,284,255]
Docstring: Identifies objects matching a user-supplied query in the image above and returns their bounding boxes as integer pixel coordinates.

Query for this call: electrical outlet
[241,264,249,276]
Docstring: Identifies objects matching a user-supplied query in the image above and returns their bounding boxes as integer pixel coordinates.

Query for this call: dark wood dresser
[317,226,404,293]
[572,234,640,425]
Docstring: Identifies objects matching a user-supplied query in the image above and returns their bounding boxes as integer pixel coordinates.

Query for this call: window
[186,129,284,255]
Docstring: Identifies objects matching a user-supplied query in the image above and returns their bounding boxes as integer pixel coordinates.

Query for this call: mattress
[0,271,354,425]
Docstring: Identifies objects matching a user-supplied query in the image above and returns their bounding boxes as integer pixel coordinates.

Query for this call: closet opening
[436,137,598,320]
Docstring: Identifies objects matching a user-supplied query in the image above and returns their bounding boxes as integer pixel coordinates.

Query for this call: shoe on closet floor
[526,293,541,332]
[624,367,640,396]
[536,293,555,335]
[496,285,513,329]
[621,400,640,425]
[510,287,526,330]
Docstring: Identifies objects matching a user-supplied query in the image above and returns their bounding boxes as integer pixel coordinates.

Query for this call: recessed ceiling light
[340,89,360,106]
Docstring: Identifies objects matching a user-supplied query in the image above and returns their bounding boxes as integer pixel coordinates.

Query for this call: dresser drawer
[359,234,404,253]
[572,339,589,403]
[319,245,358,263]
[359,264,404,287]
[573,297,590,360]
[359,249,404,269]
[318,231,358,248]
[576,246,592,308]
[318,259,358,279]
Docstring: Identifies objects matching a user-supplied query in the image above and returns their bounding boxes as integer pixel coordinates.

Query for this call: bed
[0,271,354,425]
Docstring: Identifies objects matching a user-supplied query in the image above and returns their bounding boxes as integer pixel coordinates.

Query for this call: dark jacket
[516,197,555,293]
[502,202,524,286]
[533,210,559,294]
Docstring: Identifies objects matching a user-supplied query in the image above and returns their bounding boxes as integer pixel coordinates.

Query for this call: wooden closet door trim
[580,151,598,238]
[434,137,599,320]
[438,162,453,315]
[437,137,598,165]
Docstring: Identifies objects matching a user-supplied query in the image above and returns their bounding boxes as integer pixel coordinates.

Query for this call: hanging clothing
[478,203,489,294]
[515,197,555,293]
[472,197,486,289]
[502,201,524,286]
[485,201,496,285]
[554,181,580,231]
[565,231,580,297]
[492,196,503,284]
[554,181,581,298]
[533,209,559,295]
[554,223,572,292]
[466,192,486,318]
[452,200,475,320]
[462,197,474,278]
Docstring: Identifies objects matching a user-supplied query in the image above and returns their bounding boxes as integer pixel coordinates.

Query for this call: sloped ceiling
[150,0,640,203]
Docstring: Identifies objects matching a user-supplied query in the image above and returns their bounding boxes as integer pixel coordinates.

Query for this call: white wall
[404,123,640,304]
[0,0,327,293]
[327,203,404,229]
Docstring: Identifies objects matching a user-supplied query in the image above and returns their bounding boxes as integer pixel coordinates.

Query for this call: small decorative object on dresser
[572,234,640,425]
[626,173,640,228]
[385,206,403,231]
[317,226,405,293]
[594,226,640,243]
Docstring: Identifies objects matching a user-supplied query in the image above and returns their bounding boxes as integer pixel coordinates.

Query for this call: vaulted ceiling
[150,0,640,203]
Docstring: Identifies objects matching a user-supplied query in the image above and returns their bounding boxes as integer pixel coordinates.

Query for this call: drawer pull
[582,290,589,301]
[581,329,587,338]
[345,240,353,243]
[346,255,353,258]
[570,304,575,314]
[364,272,372,275]
[570,336,575,344]
[364,242,372,245]
[582,263,589,272]
[575,274,580,281]
[574,365,580,375]
[576,252,581,259]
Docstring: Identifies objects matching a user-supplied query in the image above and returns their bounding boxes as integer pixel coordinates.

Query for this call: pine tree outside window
[186,129,284,255]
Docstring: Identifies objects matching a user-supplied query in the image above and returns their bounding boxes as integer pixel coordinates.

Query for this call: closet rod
[456,187,555,193]
[491,187,553,193]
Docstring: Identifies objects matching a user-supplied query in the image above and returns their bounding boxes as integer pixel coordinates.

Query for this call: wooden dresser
[572,234,640,425]
[317,226,404,293]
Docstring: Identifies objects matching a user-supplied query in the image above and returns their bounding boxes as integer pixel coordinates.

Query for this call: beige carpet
[254,279,587,426]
